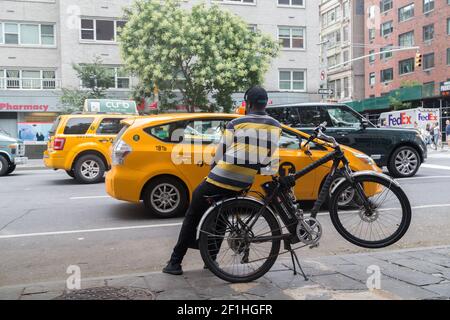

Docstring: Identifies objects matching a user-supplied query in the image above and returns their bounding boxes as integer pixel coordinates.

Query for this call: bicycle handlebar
[305,122,339,148]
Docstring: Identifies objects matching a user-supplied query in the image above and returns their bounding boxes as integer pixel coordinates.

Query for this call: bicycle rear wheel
[329,175,411,248]
[198,199,281,283]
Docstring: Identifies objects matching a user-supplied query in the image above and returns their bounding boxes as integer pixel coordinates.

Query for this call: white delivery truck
[378,108,440,130]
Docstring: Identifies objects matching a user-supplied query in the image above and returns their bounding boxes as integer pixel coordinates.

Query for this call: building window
[279,70,306,91]
[343,1,350,18]
[423,0,434,13]
[423,53,435,69]
[399,31,414,47]
[342,25,349,42]
[278,27,305,49]
[369,28,376,41]
[423,81,435,97]
[214,0,255,3]
[399,3,415,22]
[344,77,350,98]
[369,50,375,63]
[80,19,126,42]
[323,30,341,48]
[0,22,55,46]
[423,24,434,42]
[322,6,341,28]
[343,50,350,65]
[369,72,376,86]
[447,18,450,35]
[380,0,393,13]
[381,68,394,82]
[0,69,57,90]
[80,66,130,89]
[328,53,341,68]
[278,0,304,7]
[380,45,393,60]
[447,48,450,65]
[381,21,393,37]
[248,24,257,33]
[399,58,415,75]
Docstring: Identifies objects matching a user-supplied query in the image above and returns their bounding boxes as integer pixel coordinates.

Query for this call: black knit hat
[244,86,268,107]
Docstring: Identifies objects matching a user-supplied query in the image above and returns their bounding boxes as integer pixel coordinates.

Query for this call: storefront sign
[0,103,49,112]
[441,81,450,97]
[84,99,138,115]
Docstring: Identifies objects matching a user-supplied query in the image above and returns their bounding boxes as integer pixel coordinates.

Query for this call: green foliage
[120,0,279,112]
[389,93,412,111]
[60,57,115,113]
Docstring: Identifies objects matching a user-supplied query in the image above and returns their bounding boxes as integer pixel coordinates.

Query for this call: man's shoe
[163,261,183,275]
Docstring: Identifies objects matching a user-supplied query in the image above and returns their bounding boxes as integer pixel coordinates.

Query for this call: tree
[60,57,115,113]
[119,0,279,112]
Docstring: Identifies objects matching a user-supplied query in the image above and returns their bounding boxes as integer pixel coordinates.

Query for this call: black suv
[266,103,427,178]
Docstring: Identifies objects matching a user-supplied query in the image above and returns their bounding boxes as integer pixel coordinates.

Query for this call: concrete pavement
[0,245,449,300]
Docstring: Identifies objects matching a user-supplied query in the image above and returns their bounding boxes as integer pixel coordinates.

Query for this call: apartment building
[319,0,365,102]
[0,0,321,146]
[365,0,450,99]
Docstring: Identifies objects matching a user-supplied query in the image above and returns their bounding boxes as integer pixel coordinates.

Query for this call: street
[1,149,450,288]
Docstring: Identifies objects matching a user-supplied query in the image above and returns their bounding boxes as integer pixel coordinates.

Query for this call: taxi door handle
[98,139,109,143]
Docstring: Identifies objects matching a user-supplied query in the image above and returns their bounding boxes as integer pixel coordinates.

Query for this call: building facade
[319,0,365,102]
[364,0,450,99]
[0,0,321,146]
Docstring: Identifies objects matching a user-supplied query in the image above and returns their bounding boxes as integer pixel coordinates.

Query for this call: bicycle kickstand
[286,242,308,281]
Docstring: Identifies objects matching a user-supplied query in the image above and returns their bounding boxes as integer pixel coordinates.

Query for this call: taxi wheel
[66,170,75,178]
[73,154,106,184]
[0,156,9,176]
[143,177,188,219]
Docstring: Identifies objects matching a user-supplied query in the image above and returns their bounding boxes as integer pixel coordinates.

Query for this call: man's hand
[279,175,296,189]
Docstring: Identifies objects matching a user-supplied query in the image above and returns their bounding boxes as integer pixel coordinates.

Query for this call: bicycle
[197,122,412,283]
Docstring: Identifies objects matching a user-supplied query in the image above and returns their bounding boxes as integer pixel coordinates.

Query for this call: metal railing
[0,78,61,90]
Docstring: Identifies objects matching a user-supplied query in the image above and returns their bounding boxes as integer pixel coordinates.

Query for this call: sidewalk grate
[54,287,155,300]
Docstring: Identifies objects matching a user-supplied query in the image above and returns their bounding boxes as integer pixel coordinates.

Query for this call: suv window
[49,116,61,137]
[267,107,302,127]
[324,105,362,128]
[96,118,125,135]
[297,106,330,127]
[145,119,228,144]
[63,117,94,135]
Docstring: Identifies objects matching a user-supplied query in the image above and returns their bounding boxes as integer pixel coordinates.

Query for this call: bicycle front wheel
[329,175,411,248]
[198,199,281,283]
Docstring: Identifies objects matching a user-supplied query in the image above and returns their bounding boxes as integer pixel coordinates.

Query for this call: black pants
[170,180,239,264]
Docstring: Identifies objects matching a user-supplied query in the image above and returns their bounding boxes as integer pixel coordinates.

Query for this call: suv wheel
[143,177,188,218]
[0,156,9,176]
[73,154,106,184]
[388,146,420,178]
[7,164,16,175]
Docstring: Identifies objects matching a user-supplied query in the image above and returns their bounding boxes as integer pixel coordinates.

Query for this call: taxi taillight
[53,138,66,151]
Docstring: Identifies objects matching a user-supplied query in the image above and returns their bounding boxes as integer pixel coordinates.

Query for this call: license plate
[14,157,28,165]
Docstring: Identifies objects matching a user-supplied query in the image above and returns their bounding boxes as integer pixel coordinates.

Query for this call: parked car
[0,129,27,176]
[44,114,134,184]
[266,103,427,178]
[105,113,381,218]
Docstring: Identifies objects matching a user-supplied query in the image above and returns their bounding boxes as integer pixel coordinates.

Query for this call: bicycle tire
[329,175,411,248]
[199,199,281,283]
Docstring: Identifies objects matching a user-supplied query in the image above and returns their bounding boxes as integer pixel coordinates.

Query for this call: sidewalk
[1,246,449,300]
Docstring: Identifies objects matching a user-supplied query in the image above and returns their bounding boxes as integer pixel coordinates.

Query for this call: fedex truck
[379,108,440,130]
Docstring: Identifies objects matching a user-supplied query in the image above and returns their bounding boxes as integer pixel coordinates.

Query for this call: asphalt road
[1,149,450,287]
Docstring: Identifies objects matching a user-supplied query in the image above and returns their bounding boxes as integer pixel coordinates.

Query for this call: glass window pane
[5,23,18,33]
[81,30,94,40]
[43,71,55,79]
[279,28,290,37]
[22,70,40,78]
[64,118,95,135]
[292,81,304,90]
[81,19,93,29]
[280,81,291,90]
[96,20,115,41]
[97,118,125,135]
[117,78,129,89]
[278,0,290,4]
[41,25,54,45]
[292,0,303,5]
[292,71,304,81]
[279,71,291,81]
[0,24,3,43]
[292,38,303,48]
[292,28,303,37]
[21,24,40,44]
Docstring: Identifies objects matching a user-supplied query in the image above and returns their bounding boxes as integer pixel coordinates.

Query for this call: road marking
[421,164,450,171]
[399,176,450,181]
[0,222,182,240]
[70,196,110,200]
[2,202,450,240]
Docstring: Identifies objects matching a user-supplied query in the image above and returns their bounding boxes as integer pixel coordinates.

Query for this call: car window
[63,117,94,135]
[324,106,362,128]
[145,119,228,144]
[267,107,301,127]
[49,116,61,137]
[96,118,125,135]
[297,106,330,127]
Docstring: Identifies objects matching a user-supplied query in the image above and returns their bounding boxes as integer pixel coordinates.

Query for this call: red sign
[0,102,49,112]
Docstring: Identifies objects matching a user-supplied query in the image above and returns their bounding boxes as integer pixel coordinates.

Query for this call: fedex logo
[418,113,437,122]
[388,113,411,126]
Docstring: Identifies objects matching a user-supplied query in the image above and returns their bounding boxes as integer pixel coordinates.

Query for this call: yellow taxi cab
[106,113,382,218]
[44,113,135,183]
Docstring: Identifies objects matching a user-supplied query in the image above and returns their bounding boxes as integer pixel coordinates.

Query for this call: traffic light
[415,52,422,68]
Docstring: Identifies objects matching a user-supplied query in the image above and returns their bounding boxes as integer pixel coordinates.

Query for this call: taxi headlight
[354,153,375,166]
